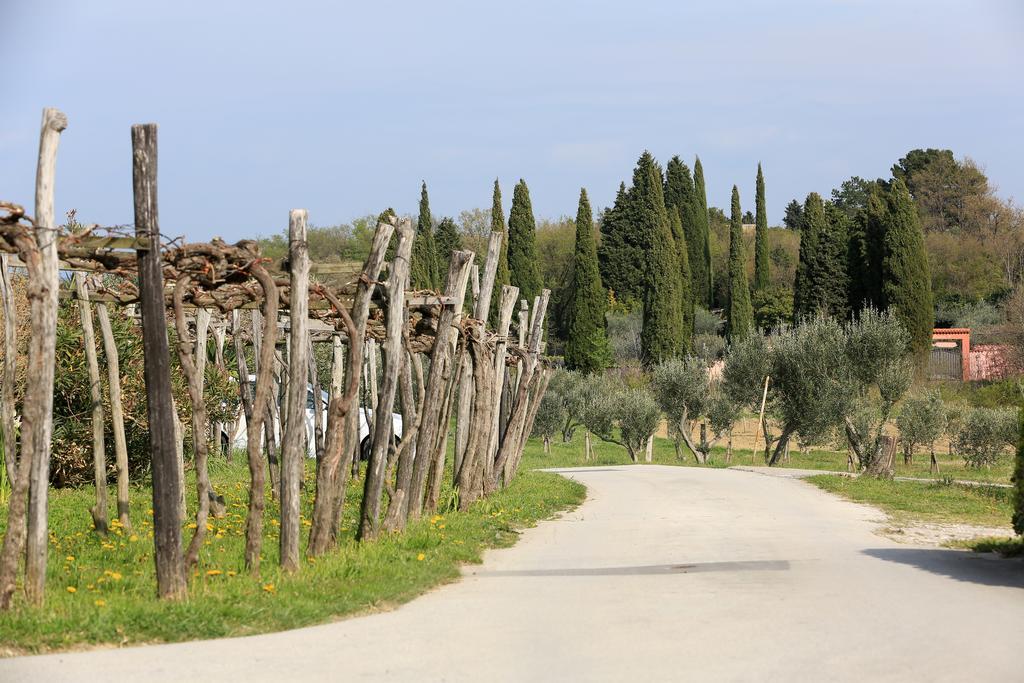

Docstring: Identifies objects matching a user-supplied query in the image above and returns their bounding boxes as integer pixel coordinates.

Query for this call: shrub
[896,391,947,467]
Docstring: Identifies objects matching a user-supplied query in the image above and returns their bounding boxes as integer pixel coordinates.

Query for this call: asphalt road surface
[3,465,1022,682]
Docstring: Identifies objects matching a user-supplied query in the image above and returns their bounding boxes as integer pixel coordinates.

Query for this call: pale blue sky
[2,1,1022,241]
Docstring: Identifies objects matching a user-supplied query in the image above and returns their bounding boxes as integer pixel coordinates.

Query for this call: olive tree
[896,391,947,472]
[581,379,660,463]
[531,389,566,454]
[952,407,1017,468]
[762,316,852,466]
[842,308,915,475]
[651,357,709,461]
[547,369,588,442]
[722,333,774,460]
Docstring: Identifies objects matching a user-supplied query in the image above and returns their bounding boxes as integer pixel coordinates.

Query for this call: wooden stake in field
[0,252,15,487]
[132,122,187,600]
[751,375,770,466]
[280,209,310,572]
[24,108,67,606]
[358,218,413,541]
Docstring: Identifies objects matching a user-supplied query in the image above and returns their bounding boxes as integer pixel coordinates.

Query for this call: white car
[230,384,403,460]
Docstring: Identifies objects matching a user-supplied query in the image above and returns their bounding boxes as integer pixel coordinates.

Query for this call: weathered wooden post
[131,122,186,599]
[0,252,16,485]
[487,284,519,470]
[358,218,413,541]
[75,275,108,533]
[280,209,309,572]
[407,251,474,519]
[96,303,132,532]
[22,108,67,606]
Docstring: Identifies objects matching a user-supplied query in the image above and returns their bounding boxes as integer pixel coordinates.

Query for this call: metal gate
[929,346,962,380]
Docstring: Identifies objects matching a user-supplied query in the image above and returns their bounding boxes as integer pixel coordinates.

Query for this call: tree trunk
[173,277,213,572]
[75,274,108,535]
[930,446,939,474]
[645,435,653,463]
[307,221,393,556]
[585,429,592,461]
[96,303,131,532]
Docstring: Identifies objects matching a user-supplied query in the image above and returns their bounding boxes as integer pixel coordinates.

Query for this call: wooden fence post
[23,108,67,606]
[358,218,413,541]
[0,252,16,486]
[131,122,186,599]
[96,303,132,532]
[280,209,309,572]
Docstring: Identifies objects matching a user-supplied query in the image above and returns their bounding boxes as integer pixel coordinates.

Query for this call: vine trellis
[0,110,551,606]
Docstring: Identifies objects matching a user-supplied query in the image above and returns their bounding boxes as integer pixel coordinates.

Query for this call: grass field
[806,474,1015,527]
[0,456,585,655]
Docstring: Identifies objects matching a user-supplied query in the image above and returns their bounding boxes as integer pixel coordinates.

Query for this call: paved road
[3,466,1022,682]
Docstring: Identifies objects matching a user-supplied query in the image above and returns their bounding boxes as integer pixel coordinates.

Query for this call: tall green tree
[508,179,542,305]
[434,216,462,265]
[637,155,684,364]
[754,163,770,291]
[669,207,694,349]
[793,192,848,319]
[846,181,886,313]
[597,182,645,304]
[411,182,440,289]
[490,179,510,324]
[692,157,713,307]
[882,178,934,356]
[726,186,754,341]
[564,188,612,373]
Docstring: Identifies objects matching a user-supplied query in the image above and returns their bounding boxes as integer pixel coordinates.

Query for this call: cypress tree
[692,157,713,308]
[882,178,934,356]
[508,179,542,305]
[793,193,824,319]
[669,206,694,350]
[564,188,612,374]
[847,183,886,314]
[754,163,770,291]
[597,182,644,304]
[726,186,754,341]
[637,154,683,364]
[821,201,851,318]
[489,179,510,325]
[794,192,849,319]
[411,182,440,289]
[434,216,462,265]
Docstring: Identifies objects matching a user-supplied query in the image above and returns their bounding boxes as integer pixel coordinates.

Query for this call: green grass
[0,456,585,655]
[806,474,1014,527]
[947,536,1024,556]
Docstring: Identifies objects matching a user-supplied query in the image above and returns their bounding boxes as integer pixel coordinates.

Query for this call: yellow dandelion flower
[206,569,222,577]
[227,571,237,577]
[94,599,106,607]
[66,555,75,562]
[438,524,446,529]
[205,523,214,532]
[108,571,122,581]
[416,553,426,561]
[66,586,77,594]
[128,534,139,542]
[262,583,275,593]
